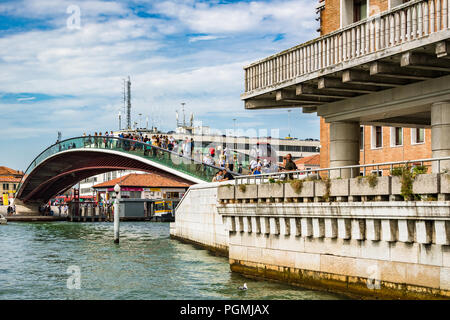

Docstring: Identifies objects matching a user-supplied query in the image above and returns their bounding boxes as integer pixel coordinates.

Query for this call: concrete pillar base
[329,122,360,179]
[431,101,450,173]
[14,199,41,216]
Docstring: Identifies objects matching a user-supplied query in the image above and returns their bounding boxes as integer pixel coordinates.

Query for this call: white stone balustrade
[221,209,450,246]
[243,0,450,95]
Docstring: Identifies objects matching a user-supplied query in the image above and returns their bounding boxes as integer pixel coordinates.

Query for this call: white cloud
[154,0,316,35]
[0,0,320,169]
[188,35,226,42]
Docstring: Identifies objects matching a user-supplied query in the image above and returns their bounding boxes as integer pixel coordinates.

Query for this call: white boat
[0,214,7,225]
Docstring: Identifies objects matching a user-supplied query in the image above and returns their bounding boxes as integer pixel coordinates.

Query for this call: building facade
[0,166,24,204]
[318,0,432,170]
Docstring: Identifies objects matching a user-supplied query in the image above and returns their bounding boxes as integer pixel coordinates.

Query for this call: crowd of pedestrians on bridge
[57,132,298,182]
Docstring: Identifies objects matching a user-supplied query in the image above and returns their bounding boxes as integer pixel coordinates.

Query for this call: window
[390,127,403,147]
[353,0,367,22]
[390,0,410,9]
[3,184,8,190]
[360,126,364,150]
[341,0,368,27]
[371,126,383,149]
[371,170,383,176]
[411,128,425,144]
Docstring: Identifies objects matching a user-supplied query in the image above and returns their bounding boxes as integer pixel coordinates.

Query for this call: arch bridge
[15,136,234,215]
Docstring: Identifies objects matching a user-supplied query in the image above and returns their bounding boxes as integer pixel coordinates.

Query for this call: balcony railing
[244,0,450,94]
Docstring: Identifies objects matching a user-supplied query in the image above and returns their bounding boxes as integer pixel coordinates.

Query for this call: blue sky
[0,0,320,170]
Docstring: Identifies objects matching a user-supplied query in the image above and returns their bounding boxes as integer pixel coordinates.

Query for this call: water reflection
[0,222,345,300]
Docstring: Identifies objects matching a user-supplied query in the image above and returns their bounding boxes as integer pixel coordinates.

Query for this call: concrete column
[14,199,41,216]
[329,121,360,178]
[289,218,301,236]
[301,218,312,237]
[431,101,450,173]
[280,217,290,236]
[324,218,337,238]
[243,217,252,233]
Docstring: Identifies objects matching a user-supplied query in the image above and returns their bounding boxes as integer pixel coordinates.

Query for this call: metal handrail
[235,156,450,184]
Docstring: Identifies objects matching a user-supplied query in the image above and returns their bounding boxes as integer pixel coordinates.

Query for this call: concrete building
[115,122,320,163]
[318,0,433,170]
[241,0,450,177]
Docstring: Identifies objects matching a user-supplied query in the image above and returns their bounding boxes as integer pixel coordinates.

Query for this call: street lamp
[113,184,121,243]
[287,110,292,138]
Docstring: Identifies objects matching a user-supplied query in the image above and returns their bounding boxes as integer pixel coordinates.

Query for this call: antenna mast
[126,76,131,129]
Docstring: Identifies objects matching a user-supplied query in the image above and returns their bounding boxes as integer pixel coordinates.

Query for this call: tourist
[252,165,262,175]
[283,153,297,180]
[220,169,234,181]
[249,158,258,171]
[212,171,224,182]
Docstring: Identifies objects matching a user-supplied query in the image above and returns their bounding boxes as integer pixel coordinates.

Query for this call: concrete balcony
[241,0,450,127]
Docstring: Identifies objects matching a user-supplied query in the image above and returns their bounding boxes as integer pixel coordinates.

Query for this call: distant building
[294,154,320,171]
[79,170,143,198]
[115,123,320,163]
[0,166,24,203]
[91,173,192,202]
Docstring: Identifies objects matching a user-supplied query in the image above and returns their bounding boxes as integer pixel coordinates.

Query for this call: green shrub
[365,173,379,189]
[321,177,331,202]
[238,184,247,193]
[390,167,403,176]
[412,165,428,176]
[390,166,414,200]
[289,179,304,194]
[268,178,276,184]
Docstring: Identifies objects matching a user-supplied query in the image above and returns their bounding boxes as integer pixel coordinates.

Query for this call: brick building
[318,0,432,171]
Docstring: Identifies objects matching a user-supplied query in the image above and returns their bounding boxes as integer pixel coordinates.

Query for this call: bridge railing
[17,136,240,194]
[234,156,450,185]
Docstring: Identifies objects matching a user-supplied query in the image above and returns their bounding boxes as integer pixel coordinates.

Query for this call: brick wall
[321,0,390,35]
[319,118,432,170]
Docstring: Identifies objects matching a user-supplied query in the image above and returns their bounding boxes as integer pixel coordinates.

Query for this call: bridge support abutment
[431,101,450,173]
[14,199,41,216]
[329,121,360,179]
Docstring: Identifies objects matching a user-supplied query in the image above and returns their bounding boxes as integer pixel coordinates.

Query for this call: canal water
[0,222,345,300]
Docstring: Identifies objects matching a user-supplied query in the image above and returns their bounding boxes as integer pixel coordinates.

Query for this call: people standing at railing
[220,168,234,181]
[94,132,98,148]
[282,153,297,180]
[252,165,262,175]
[212,170,224,182]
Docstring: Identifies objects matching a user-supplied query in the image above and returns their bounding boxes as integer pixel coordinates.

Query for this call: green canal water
[0,222,345,300]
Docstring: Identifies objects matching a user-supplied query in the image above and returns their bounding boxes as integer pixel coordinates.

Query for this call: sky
[0,0,320,170]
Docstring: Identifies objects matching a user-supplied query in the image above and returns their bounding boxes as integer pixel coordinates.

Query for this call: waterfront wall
[172,177,450,299]
[217,177,450,299]
[170,181,229,255]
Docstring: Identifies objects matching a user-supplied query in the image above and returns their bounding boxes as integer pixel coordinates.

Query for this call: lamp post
[113,184,121,244]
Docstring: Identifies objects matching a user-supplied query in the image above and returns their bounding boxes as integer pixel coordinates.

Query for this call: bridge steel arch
[15,136,230,214]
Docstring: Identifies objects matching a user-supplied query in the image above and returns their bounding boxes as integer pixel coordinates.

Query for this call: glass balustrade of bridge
[17,136,238,192]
